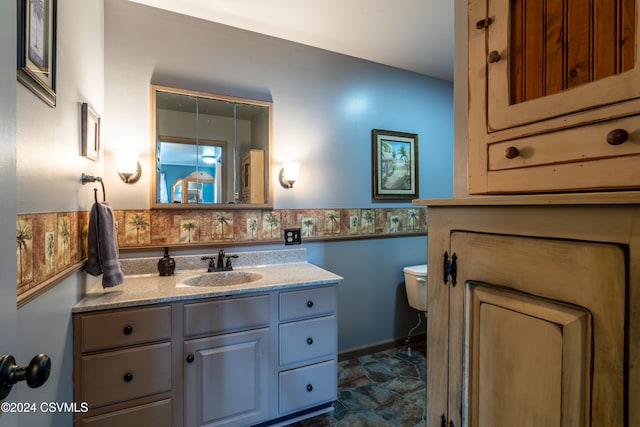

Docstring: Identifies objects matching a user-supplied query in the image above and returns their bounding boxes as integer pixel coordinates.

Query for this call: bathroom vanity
[72,250,342,427]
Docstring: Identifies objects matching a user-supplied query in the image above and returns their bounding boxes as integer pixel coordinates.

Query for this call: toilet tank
[403,264,427,312]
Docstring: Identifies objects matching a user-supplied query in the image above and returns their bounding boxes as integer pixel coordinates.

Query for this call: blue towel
[86,201,124,288]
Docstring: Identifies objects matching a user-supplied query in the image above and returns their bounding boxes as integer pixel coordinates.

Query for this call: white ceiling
[129,0,454,81]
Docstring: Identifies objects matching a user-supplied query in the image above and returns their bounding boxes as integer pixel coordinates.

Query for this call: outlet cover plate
[284,228,302,245]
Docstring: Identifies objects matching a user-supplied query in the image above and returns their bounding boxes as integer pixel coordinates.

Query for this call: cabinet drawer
[79,399,171,427]
[80,342,171,408]
[280,286,337,321]
[279,315,337,366]
[184,294,269,337]
[489,115,640,171]
[78,306,171,352]
[279,360,337,415]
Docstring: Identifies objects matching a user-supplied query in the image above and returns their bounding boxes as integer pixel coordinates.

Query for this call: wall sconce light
[279,162,300,188]
[115,151,141,184]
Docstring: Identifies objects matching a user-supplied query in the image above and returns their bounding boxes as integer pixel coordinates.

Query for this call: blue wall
[12,1,452,424]
[104,0,452,351]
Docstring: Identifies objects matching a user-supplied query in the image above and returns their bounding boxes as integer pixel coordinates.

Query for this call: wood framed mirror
[150,85,272,208]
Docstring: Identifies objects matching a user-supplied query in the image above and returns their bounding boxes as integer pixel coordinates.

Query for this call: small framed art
[81,103,101,161]
[372,129,419,200]
[17,0,57,107]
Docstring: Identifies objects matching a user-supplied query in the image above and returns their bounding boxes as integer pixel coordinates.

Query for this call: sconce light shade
[279,162,300,188]
[115,151,141,184]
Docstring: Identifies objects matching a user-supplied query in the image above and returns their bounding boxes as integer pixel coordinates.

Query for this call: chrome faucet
[201,249,238,272]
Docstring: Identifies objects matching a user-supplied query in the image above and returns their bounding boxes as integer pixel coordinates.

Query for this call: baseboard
[338,332,426,361]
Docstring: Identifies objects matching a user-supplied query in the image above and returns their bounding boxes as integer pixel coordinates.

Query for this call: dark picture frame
[81,103,101,161]
[17,0,57,107]
[372,129,419,200]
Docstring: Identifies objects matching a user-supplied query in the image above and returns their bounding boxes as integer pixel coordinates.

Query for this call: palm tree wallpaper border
[16,207,426,299]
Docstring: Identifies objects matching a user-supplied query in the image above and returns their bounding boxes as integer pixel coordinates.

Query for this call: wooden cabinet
[241,149,264,204]
[468,0,640,194]
[73,305,174,426]
[278,286,338,417]
[422,200,640,427]
[182,296,271,427]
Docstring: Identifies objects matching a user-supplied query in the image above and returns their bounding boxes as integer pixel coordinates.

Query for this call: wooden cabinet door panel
[466,282,591,427]
[483,0,639,132]
[450,231,626,426]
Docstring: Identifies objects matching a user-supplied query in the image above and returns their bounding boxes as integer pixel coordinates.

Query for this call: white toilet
[403,264,427,352]
[404,264,427,312]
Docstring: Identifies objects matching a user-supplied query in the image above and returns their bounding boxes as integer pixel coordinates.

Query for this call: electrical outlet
[284,228,301,245]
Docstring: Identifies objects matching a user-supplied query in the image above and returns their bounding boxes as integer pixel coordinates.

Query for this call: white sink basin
[180,271,263,287]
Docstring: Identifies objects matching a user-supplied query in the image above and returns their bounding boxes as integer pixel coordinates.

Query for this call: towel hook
[81,173,106,202]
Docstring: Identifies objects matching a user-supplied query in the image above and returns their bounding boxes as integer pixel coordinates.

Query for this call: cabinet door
[184,328,270,427]
[483,0,639,132]
[449,232,626,427]
[468,0,640,194]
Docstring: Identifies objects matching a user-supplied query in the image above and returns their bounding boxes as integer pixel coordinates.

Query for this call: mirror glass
[151,85,272,208]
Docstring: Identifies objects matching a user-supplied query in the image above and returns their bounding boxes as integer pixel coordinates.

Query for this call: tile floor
[285,344,426,426]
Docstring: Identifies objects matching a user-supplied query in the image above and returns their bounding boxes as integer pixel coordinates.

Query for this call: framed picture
[81,103,101,161]
[372,129,419,200]
[17,0,57,107]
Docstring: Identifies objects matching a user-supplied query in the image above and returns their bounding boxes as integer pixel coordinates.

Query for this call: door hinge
[443,252,457,286]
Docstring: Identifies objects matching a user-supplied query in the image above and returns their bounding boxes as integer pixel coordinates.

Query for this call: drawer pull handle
[123,325,133,335]
[306,384,313,392]
[504,146,520,159]
[606,129,629,146]
[306,300,314,308]
[306,337,314,345]
[123,373,133,383]
[487,50,501,64]
[186,354,195,364]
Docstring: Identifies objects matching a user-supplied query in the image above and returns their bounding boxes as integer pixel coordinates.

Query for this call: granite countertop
[73,249,343,313]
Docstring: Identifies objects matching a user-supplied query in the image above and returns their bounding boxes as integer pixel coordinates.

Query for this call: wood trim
[17,261,85,308]
[414,190,640,206]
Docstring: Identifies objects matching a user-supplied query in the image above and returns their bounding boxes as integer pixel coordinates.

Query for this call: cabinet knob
[123,372,133,382]
[504,146,520,159]
[306,384,313,392]
[306,337,314,345]
[487,50,501,64]
[306,300,314,308]
[123,325,133,335]
[186,354,195,364]
[606,129,629,146]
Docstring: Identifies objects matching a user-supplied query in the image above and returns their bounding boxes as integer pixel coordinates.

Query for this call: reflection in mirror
[151,85,272,208]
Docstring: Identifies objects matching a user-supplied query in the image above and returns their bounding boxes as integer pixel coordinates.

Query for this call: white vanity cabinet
[73,305,174,426]
[73,278,341,427]
[277,286,338,416]
[183,295,271,427]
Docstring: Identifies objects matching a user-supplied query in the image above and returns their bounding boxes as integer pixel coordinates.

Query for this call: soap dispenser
[158,247,175,276]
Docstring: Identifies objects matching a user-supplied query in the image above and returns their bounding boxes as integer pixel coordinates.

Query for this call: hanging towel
[86,201,124,288]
